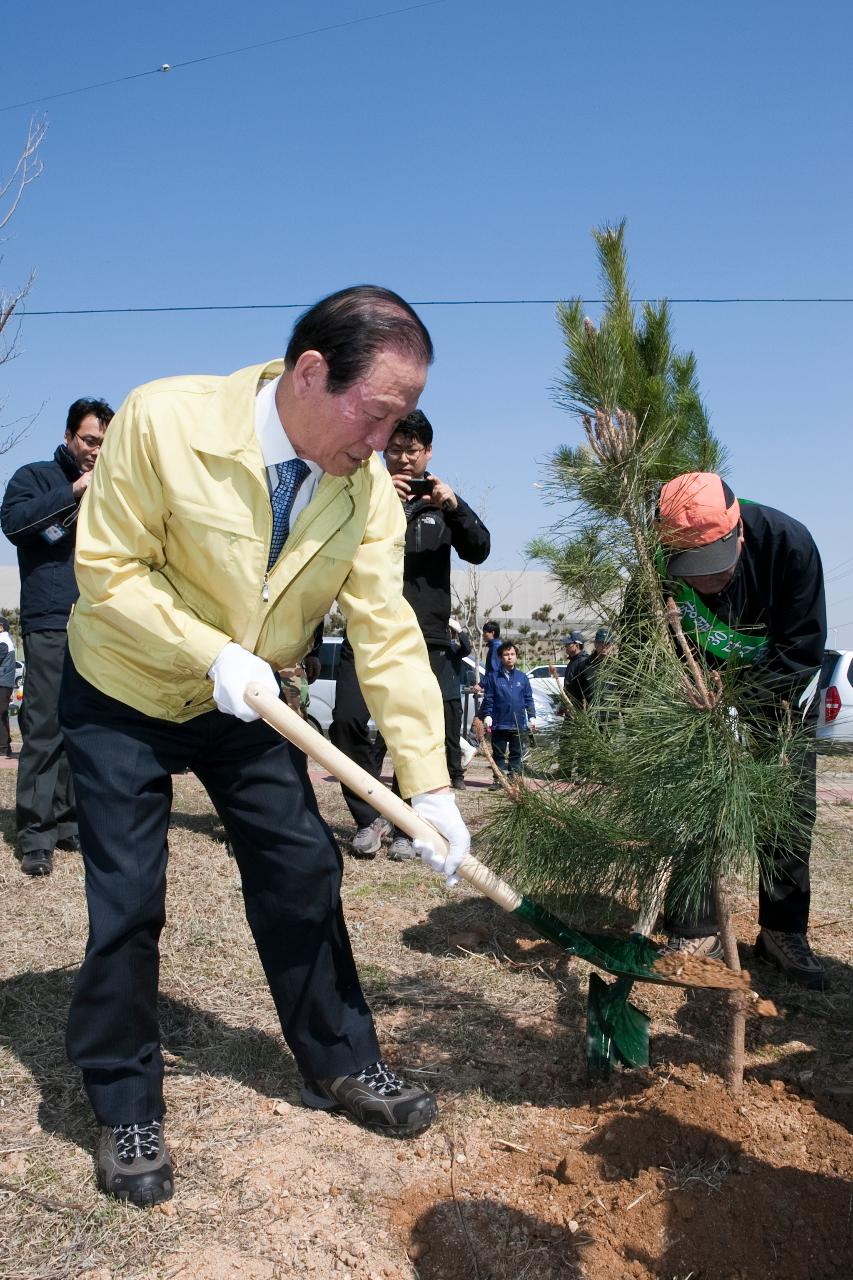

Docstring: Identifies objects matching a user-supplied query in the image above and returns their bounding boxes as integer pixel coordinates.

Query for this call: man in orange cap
[656,472,828,991]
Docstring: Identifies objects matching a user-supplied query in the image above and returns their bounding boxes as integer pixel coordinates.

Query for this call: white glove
[410,790,471,888]
[448,617,462,634]
[209,642,278,722]
[528,718,537,732]
[483,715,493,730]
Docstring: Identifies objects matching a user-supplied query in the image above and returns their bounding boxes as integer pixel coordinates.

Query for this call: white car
[800,650,853,742]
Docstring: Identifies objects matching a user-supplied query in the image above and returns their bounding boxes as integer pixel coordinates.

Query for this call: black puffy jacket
[1,445,83,634]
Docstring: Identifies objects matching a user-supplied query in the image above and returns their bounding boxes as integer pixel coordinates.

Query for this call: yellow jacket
[68,361,449,797]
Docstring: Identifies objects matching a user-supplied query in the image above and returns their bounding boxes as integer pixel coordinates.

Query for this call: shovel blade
[586,974,650,1079]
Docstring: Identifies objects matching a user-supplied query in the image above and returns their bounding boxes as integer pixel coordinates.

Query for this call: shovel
[244,685,745,1076]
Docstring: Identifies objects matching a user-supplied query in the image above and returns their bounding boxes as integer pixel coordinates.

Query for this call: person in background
[0,617,16,758]
[562,630,594,709]
[1,397,114,875]
[445,617,473,789]
[331,410,490,859]
[480,641,536,784]
[472,620,502,696]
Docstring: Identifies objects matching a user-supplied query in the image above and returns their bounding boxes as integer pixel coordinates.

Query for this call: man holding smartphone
[331,410,490,857]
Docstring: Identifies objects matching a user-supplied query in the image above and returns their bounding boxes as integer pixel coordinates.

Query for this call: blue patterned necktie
[267,458,310,569]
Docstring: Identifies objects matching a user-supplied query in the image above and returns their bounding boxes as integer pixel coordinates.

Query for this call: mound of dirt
[391,1064,852,1280]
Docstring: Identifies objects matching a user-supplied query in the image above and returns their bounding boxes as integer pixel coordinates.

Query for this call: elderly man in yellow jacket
[59,286,470,1208]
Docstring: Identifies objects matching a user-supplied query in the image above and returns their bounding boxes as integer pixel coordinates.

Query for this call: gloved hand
[209,642,278,722]
[483,715,493,731]
[528,718,537,732]
[448,616,462,634]
[410,790,471,888]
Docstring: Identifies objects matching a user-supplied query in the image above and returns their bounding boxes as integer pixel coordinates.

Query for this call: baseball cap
[594,628,612,645]
[561,631,585,645]
[658,472,741,578]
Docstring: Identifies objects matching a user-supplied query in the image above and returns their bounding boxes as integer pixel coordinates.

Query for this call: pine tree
[485,223,812,1090]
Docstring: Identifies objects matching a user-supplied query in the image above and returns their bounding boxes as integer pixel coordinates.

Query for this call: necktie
[267,458,310,569]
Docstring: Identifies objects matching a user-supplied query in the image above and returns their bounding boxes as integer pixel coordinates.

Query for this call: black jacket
[563,650,594,707]
[1,445,84,634]
[402,484,490,648]
[677,499,826,704]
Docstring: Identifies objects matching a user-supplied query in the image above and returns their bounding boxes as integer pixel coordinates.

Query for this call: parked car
[528,663,566,679]
[799,650,853,742]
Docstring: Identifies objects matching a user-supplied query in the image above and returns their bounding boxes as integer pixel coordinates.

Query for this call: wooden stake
[713,877,746,1094]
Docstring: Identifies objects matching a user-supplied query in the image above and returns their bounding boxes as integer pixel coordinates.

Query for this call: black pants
[0,684,12,751]
[330,638,458,828]
[59,658,378,1126]
[17,629,76,855]
[329,637,388,830]
[662,744,816,937]
[491,728,524,777]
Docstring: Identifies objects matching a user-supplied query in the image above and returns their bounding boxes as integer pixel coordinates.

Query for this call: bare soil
[1,750,851,1279]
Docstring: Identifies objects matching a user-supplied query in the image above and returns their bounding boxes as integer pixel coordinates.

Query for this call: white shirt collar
[254,375,322,479]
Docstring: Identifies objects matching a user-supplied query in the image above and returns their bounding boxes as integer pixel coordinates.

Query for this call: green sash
[657,498,770,666]
[671,582,769,666]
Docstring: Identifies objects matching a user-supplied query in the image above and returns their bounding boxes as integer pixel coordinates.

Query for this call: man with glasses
[332,410,490,858]
[1,397,114,875]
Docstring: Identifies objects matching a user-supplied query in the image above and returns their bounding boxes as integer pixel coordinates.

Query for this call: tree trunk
[713,877,746,1094]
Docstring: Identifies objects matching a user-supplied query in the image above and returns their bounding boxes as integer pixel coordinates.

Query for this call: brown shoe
[664,933,723,961]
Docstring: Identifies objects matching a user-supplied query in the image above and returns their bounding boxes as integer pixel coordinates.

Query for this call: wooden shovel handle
[244,684,522,912]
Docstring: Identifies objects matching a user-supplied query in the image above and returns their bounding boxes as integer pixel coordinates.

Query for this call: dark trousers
[663,744,816,937]
[0,685,12,751]
[329,638,458,828]
[445,699,463,784]
[59,658,378,1126]
[17,629,76,854]
[329,637,388,830]
[491,728,523,777]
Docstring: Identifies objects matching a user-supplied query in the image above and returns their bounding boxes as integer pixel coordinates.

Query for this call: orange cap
[657,472,741,577]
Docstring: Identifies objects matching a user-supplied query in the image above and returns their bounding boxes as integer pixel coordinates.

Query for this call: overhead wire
[18,296,853,318]
[0,0,448,113]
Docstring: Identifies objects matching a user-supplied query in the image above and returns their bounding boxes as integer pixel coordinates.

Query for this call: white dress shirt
[254,375,323,525]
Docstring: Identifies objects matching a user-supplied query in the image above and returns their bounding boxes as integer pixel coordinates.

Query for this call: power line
[17,296,853,318]
[0,1,447,113]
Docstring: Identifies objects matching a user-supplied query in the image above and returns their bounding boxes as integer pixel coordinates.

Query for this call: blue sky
[2,1,852,643]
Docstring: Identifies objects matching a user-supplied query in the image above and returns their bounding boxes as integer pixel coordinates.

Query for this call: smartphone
[407,477,435,498]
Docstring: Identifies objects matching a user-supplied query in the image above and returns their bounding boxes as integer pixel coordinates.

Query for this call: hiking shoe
[20,849,53,876]
[301,1059,437,1137]
[664,933,723,962]
[350,817,392,859]
[96,1118,173,1206]
[388,836,416,861]
[754,929,829,991]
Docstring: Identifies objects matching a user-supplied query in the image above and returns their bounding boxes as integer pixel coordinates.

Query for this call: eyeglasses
[384,444,425,460]
[76,435,104,449]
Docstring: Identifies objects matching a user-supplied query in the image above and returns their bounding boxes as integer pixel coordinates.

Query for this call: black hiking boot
[754,930,829,992]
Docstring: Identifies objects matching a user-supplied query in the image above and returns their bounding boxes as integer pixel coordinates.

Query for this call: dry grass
[1,752,851,1279]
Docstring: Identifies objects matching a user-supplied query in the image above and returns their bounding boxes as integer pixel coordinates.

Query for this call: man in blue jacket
[0,397,113,874]
[480,641,536,782]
